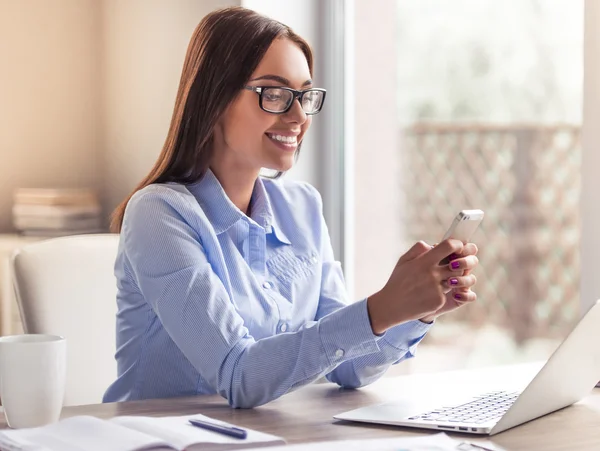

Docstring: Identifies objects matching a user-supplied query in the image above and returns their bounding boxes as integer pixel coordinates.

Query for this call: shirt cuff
[318,298,381,366]
[380,319,432,356]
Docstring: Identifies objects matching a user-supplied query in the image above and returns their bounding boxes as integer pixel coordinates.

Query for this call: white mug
[0,334,66,428]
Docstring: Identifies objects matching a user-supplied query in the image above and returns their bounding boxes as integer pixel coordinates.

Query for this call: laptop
[334,299,600,435]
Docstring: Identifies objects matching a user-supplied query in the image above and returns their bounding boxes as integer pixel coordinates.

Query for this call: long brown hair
[111,7,313,232]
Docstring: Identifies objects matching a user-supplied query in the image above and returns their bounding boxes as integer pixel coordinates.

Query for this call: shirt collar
[250,177,291,245]
[187,169,291,245]
[187,169,244,235]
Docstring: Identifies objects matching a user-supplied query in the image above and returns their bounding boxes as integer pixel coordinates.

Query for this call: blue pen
[188,418,248,439]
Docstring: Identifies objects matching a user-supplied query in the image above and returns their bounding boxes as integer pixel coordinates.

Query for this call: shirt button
[310,256,318,264]
[335,349,345,359]
[280,324,288,332]
[262,281,272,290]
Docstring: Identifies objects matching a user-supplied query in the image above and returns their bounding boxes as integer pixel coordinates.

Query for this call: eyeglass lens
[261,88,324,114]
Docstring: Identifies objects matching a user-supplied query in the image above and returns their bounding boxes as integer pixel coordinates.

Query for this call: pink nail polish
[454,293,462,300]
[450,278,458,286]
[451,261,460,270]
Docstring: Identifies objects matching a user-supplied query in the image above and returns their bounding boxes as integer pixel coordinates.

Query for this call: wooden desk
[2,364,600,450]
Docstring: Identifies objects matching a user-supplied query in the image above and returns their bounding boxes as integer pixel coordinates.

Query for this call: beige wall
[101,0,236,215]
[0,0,102,232]
[0,0,237,233]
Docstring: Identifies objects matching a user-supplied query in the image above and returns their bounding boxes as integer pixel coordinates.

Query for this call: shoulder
[262,177,325,244]
[123,183,204,232]
[262,177,323,212]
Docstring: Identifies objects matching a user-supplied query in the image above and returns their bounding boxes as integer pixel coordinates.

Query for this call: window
[351,0,584,373]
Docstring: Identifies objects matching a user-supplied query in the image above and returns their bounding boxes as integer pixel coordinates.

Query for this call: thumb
[398,241,432,264]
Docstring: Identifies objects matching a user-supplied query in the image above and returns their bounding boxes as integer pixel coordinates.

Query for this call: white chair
[10,234,119,406]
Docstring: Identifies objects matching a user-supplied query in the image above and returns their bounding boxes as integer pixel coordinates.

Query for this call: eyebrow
[248,74,313,87]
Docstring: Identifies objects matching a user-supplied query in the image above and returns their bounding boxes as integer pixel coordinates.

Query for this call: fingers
[443,243,478,263]
[398,241,432,264]
[423,239,464,265]
[449,289,477,303]
[448,255,479,272]
[443,274,477,290]
[456,243,478,257]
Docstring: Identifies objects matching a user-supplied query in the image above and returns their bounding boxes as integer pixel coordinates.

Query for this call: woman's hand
[420,243,479,323]
[366,239,465,335]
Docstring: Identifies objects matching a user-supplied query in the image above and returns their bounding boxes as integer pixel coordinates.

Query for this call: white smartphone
[440,209,484,264]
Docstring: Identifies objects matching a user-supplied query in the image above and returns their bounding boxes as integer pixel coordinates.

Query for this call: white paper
[0,413,285,451]
[111,413,285,450]
[241,433,506,451]
[0,416,171,451]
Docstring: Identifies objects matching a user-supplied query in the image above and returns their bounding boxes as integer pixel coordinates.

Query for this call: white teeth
[268,134,297,144]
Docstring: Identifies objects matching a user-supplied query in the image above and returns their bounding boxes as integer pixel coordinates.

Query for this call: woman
[103,7,479,408]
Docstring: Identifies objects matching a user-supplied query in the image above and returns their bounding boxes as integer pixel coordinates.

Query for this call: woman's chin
[263,159,295,174]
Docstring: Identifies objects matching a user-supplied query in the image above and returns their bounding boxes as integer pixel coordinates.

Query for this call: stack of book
[12,188,103,237]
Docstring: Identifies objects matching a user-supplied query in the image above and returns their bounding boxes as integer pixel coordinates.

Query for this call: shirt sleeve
[122,188,386,408]
[317,263,432,389]
[310,187,432,388]
[318,264,431,388]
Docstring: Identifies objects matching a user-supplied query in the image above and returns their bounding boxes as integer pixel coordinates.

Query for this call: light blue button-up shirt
[103,169,431,408]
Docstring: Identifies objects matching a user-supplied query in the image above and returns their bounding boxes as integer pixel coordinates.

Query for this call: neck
[209,162,259,216]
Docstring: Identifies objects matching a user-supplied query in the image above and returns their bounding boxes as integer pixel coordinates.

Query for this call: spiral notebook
[0,414,286,451]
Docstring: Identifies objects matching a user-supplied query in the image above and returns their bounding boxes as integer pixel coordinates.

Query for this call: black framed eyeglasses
[244,86,326,115]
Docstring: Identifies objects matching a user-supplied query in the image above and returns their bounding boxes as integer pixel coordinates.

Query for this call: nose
[282,98,308,125]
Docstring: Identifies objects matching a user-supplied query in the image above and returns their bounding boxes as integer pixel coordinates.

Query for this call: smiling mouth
[265,132,298,149]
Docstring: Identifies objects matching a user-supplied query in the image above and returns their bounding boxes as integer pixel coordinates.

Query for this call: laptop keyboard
[408,390,520,424]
